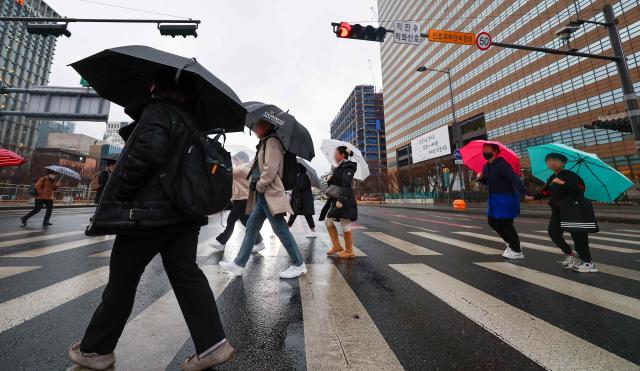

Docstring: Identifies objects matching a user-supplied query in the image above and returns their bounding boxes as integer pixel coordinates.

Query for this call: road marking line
[0,266,109,334]
[599,231,640,238]
[476,262,640,320]
[457,232,640,281]
[0,231,84,249]
[89,249,111,258]
[390,220,437,233]
[390,263,638,370]
[393,214,480,229]
[3,236,115,257]
[410,232,500,255]
[532,230,640,246]
[615,229,640,234]
[317,225,366,256]
[363,232,441,256]
[115,265,232,370]
[0,266,41,279]
[300,264,403,370]
[0,230,43,238]
[522,232,638,253]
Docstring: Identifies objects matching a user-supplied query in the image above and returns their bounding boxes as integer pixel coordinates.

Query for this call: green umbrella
[527,143,633,203]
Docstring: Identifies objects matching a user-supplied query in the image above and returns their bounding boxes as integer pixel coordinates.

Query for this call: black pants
[488,217,521,252]
[548,207,591,262]
[216,200,263,245]
[23,199,53,223]
[287,214,315,229]
[80,229,225,354]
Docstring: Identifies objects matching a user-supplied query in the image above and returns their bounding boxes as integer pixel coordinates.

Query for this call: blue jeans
[234,193,303,267]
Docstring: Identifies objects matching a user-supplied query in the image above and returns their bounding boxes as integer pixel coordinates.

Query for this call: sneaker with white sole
[219,261,244,276]
[252,241,266,253]
[502,246,524,259]
[572,261,599,273]
[306,231,317,239]
[209,239,226,252]
[561,254,578,268]
[279,263,307,279]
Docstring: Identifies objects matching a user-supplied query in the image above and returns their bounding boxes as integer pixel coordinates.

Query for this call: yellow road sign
[428,29,475,45]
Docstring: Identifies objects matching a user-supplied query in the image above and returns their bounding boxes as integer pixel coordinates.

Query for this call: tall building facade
[35,121,75,148]
[0,0,59,156]
[378,0,640,191]
[103,121,128,147]
[330,85,387,176]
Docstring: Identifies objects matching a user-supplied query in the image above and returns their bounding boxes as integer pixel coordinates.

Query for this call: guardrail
[0,183,96,204]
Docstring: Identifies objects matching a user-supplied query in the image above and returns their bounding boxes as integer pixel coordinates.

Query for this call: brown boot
[326,224,343,256]
[337,231,355,258]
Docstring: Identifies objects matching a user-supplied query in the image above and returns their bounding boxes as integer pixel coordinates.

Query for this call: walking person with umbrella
[220,102,314,279]
[68,46,247,370]
[287,162,317,238]
[20,169,60,226]
[472,142,526,259]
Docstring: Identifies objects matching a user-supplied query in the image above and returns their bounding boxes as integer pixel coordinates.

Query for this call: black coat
[86,100,207,236]
[290,165,315,216]
[534,169,586,209]
[320,160,358,221]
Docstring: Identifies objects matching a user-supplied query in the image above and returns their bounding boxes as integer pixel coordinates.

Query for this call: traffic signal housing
[332,22,387,42]
[158,24,198,38]
[584,116,632,133]
[26,23,71,37]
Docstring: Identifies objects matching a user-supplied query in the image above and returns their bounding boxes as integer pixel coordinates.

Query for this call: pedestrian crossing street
[0,213,639,370]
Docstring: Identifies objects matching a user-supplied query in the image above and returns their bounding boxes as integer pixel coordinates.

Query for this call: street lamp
[416,66,465,195]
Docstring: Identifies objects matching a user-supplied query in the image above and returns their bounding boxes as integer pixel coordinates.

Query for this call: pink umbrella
[460,140,521,176]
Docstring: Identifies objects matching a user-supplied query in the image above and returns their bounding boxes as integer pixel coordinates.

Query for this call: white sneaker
[209,239,226,252]
[561,254,578,268]
[502,246,524,259]
[306,231,317,239]
[219,261,244,276]
[252,241,266,253]
[279,263,307,279]
[572,261,599,273]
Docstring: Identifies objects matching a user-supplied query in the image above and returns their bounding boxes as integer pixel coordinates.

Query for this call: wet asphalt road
[0,203,638,370]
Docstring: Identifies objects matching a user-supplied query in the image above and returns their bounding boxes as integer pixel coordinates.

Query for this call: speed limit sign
[476,31,492,51]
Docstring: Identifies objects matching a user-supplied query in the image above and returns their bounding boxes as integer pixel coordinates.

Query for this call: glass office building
[330,85,387,176]
[378,0,640,188]
[0,0,59,157]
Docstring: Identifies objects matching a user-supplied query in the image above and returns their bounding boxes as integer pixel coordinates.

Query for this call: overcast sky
[44,0,383,173]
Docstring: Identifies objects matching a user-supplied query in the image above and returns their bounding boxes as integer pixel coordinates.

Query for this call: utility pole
[603,4,640,150]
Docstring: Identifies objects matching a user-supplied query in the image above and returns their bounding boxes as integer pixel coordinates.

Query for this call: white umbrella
[320,139,370,181]
[226,144,256,164]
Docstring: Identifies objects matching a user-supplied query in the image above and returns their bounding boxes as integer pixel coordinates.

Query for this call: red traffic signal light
[332,22,387,42]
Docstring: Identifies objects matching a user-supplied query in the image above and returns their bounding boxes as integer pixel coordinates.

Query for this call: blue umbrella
[527,143,633,203]
[46,165,81,181]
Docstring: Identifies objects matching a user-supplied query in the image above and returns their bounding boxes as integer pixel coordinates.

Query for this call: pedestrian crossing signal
[332,22,387,42]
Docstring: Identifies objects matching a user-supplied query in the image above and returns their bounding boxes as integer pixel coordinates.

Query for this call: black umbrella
[244,101,315,161]
[297,158,321,188]
[70,45,246,132]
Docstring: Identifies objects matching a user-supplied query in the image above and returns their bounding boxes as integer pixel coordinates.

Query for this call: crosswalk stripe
[363,232,441,255]
[475,262,640,320]
[393,214,480,229]
[390,263,638,370]
[114,265,233,370]
[390,220,437,233]
[533,230,640,246]
[0,266,41,279]
[300,264,403,370]
[410,232,500,255]
[0,266,109,334]
[522,232,638,253]
[615,229,640,234]
[0,231,84,249]
[599,231,640,238]
[0,230,43,238]
[457,232,640,281]
[89,249,111,258]
[3,236,115,257]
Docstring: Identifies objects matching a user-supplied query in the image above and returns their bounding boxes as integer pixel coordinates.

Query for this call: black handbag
[325,185,344,199]
[560,197,599,233]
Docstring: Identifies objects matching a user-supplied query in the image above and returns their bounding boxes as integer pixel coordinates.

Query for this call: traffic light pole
[0,17,200,24]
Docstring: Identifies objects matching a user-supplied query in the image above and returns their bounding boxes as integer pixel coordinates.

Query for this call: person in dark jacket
[94,158,116,204]
[287,163,317,238]
[525,153,597,272]
[476,143,526,259]
[68,70,234,371]
[320,146,358,259]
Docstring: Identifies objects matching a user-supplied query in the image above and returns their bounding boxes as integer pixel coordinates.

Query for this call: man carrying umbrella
[21,169,59,227]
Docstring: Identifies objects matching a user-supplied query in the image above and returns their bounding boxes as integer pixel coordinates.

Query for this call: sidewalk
[365,202,640,225]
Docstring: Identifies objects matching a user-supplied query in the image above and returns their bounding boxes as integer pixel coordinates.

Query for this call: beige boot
[326,224,343,256]
[337,231,355,258]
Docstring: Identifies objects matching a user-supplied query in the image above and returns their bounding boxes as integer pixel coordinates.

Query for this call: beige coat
[246,135,293,216]
[231,162,251,201]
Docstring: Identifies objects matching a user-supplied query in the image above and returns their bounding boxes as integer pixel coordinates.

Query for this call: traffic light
[26,23,71,37]
[332,22,387,42]
[158,24,198,38]
[584,116,632,133]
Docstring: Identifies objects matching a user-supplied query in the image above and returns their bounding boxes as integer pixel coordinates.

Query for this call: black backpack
[159,108,233,217]
[28,181,38,196]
